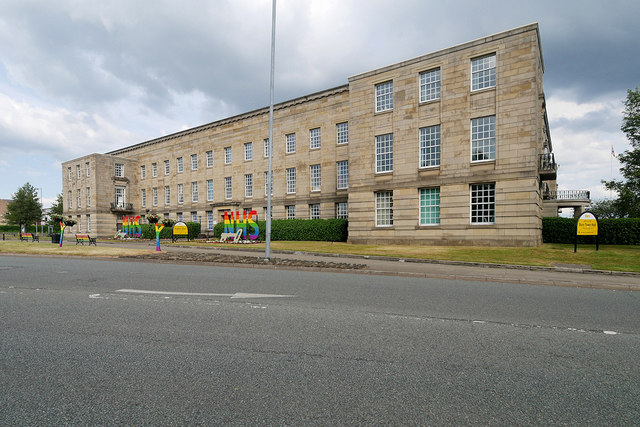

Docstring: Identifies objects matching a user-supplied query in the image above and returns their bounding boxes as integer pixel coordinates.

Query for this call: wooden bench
[20,233,39,242]
[75,234,97,246]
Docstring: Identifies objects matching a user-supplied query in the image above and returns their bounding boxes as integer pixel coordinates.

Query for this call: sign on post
[575,211,599,252]
[172,221,189,242]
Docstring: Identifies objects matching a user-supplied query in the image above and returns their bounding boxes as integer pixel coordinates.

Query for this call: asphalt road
[1,255,639,425]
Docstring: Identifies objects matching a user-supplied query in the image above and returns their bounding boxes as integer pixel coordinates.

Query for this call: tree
[588,199,620,219]
[603,87,640,217]
[47,193,64,232]
[4,183,43,232]
[49,193,64,217]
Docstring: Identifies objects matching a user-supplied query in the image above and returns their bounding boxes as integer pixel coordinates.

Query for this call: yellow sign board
[577,212,598,236]
[173,221,189,236]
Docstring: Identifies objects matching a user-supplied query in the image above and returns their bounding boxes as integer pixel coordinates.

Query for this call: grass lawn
[174,240,640,273]
[0,240,156,257]
[2,239,638,273]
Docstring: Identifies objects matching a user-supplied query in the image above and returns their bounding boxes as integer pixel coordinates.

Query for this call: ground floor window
[206,211,213,230]
[336,202,348,219]
[86,214,91,232]
[286,205,296,219]
[419,187,440,225]
[470,183,495,224]
[310,203,320,219]
[191,211,198,223]
[375,191,393,226]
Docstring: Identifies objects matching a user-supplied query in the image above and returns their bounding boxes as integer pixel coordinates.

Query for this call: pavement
[93,239,640,292]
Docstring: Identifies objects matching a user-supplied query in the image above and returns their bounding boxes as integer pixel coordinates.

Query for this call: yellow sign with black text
[173,221,189,236]
[577,212,598,236]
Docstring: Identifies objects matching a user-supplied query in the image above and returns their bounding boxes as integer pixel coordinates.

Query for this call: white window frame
[115,186,126,207]
[310,128,321,149]
[244,142,253,161]
[310,203,320,219]
[310,164,321,192]
[375,134,393,173]
[68,191,72,209]
[337,122,348,145]
[164,160,170,175]
[286,167,296,194]
[336,202,348,219]
[419,68,441,102]
[178,184,184,204]
[471,116,496,162]
[337,160,349,190]
[224,147,232,164]
[419,187,440,225]
[207,179,214,202]
[191,154,198,170]
[152,187,158,206]
[420,125,441,168]
[207,211,214,230]
[141,165,146,179]
[470,183,496,224]
[225,177,232,200]
[164,185,170,205]
[152,163,157,178]
[192,211,198,223]
[471,54,496,91]
[77,189,81,208]
[192,181,198,202]
[264,138,271,158]
[286,205,296,219]
[245,174,253,198]
[68,167,72,181]
[375,191,393,227]
[264,171,273,196]
[177,157,184,173]
[286,133,296,154]
[141,189,147,208]
[115,163,124,178]
[77,165,81,179]
[86,162,90,177]
[86,187,91,207]
[375,81,393,112]
[206,151,213,168]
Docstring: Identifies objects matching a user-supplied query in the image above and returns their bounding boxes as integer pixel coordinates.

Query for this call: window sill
[418,98,440,106]
[470,159,495,166]
[415,224,441,229]
[470,86,496,94]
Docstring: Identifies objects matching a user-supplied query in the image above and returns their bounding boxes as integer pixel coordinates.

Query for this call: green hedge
[139,222,201,240]
[542,217,640,245]
[213,219,348,242]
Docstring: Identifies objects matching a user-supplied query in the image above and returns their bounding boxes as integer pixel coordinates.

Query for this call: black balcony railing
[543,190,591,201]
[110,202,134,212]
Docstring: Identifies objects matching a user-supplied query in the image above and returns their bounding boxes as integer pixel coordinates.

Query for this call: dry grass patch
[183,241,640,273]
[0,241,156,257]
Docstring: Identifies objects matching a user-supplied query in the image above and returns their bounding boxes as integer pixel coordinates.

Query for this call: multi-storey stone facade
[62,23,559,246]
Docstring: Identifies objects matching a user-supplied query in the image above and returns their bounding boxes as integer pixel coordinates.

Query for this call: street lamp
[265,0,276,261]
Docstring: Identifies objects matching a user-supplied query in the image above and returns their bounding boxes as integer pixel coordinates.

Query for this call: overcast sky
[0,0,638,208]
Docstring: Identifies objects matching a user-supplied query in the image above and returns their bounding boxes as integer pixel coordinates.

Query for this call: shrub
[213,219,348,242]
[140,222,200,240]
[542,217,640,245]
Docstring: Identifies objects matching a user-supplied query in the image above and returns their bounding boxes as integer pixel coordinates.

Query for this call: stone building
[62,23,585,246]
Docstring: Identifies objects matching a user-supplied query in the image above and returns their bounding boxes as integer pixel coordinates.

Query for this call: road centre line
[115,289,295,299]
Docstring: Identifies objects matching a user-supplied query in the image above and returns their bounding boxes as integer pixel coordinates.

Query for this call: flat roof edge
[349,23,541,82]
[107,84,349,156]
